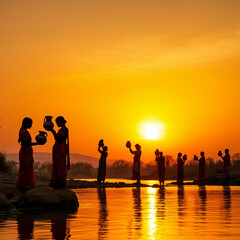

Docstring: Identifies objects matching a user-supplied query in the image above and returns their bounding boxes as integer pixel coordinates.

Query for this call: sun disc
[139,121,166,140]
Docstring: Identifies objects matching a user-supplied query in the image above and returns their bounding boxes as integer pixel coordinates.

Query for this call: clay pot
[194,155,198,160]
[98,139,104,147]
[155,149,160,155]
[183,154,187,161]
[218,151,222,156]
[35,131,47,144]
[43,116,54,131]
[126,141,131,148]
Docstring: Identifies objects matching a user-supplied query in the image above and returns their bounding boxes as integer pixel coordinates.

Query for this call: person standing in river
[97,139,108,184]
[177,153,187,185]
[50,116,70,189]
[219,149,231,185]
[17,117,42,191]
[194,152,206,185]
[155,150,165,186]
[127,142,142,185]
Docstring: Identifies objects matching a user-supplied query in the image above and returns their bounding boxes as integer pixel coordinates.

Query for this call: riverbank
[1,171,239,212]
[1,172,240,189]
[0,173,240,189]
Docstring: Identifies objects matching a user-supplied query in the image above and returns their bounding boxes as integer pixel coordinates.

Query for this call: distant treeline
[1,152,240,180]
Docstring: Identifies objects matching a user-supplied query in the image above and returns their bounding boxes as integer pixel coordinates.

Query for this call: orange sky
[1,0,240,162]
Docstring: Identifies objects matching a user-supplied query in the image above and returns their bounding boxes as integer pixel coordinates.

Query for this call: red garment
[132,150,141,181]
[198,157,206,181]
[156,156,165,183]
[177,157,184,185]
[223,154,230,177]
[51,127,69,187]
[17,129,35,187]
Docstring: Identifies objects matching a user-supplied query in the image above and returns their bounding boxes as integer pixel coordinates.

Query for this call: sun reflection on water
[147,188,157,239]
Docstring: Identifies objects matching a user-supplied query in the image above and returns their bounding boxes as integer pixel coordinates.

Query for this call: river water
[0,183,240,240]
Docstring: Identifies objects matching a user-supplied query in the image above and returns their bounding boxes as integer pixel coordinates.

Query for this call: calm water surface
[0,184,240,240]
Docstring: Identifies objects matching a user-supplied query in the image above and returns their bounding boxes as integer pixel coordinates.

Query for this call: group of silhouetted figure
[126,143,230,186]
[17,117,231,192]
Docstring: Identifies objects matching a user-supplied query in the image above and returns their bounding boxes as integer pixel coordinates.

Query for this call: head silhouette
[18,117,33,143]
[135,144,141,150]
[56,116,67,127]
[22,117,33,129]
[200,152,204,157]
[103,146,108,152]
[160,151,163,156]
[225,149,229,154]
[178,153,182,158]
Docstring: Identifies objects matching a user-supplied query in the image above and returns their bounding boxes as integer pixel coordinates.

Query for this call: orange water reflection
[0,186,240,239]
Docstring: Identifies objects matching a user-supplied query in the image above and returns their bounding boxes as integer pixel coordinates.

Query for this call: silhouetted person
[177,153,187,185]
[50,116,70,189]
[17,215,34,240]
[17,117,42,191]
[220,149,231,185]
[194,152,206,185]
[155,150,165,186]
[97,140,108,184]
[98,188,108,239]
[129,144,141,185]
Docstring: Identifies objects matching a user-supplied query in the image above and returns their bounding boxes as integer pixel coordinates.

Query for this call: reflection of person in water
[51,215,70,240]
[198,186,207,214]
[132,187,142,234]
[98,187,108,239]
[17,117,43,191]
[223,186,231,211]
[50,116,70,189]
[177,186,184,212]
[129,144,142,185]
[177,153,187,185]
[97,141,108,184]
[17,215,34,240]
[155,150,165,186]
[157,187,165,220]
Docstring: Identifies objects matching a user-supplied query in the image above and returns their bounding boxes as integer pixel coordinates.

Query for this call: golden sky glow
[1,0,240,162]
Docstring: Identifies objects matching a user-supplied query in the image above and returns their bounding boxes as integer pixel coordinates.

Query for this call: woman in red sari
[194,152,206,185]
[17,117,42,191]
[50,116,70,189]
[128,143,141,185]
[177,153,187,185]
[155,150,165,186]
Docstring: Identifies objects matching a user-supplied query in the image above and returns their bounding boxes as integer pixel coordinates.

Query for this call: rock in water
[25,186,79,211]
[25,186,62,210]
[53,188,79,210]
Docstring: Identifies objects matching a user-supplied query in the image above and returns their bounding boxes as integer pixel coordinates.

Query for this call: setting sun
[139,121,166,140]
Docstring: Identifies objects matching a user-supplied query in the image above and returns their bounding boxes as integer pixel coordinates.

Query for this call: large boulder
[53,188,79,210]
[24,187,79,211]
[25,186,61,210]
[0,183,19,199]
